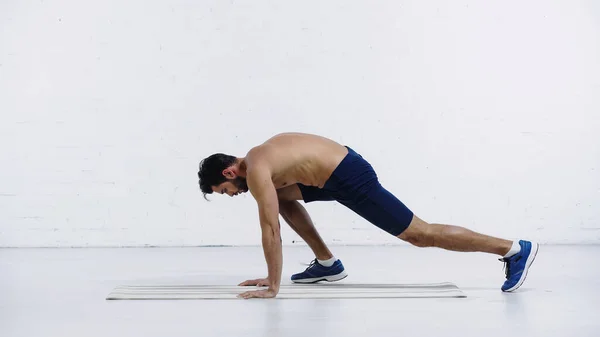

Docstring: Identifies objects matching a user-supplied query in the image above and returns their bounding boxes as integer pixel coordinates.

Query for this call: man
[197,132,539,299]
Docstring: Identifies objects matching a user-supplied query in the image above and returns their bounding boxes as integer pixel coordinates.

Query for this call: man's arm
[244,165,282,295]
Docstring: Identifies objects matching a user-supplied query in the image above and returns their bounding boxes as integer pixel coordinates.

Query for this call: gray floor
[1,245,599,337]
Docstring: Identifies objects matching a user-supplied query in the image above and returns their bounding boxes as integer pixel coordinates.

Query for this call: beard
[232,176,248,192]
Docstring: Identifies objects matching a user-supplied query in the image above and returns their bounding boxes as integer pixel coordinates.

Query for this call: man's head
[198,153,248,200]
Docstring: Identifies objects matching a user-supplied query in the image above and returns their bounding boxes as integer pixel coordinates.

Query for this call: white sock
[317,256,336,267]
[504,241,521,258]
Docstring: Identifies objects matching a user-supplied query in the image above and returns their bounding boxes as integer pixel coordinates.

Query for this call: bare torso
[245,133,349,189]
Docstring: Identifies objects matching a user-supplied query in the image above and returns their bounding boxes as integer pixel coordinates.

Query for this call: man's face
[212,176,249,197]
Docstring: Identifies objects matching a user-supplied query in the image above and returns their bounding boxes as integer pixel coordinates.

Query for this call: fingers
[238,278,269,287]
[237,291,256,299]
[237,290,276,299]
[238,279,260,286]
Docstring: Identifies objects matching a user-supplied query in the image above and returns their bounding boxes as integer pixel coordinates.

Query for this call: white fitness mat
[106,282,466,300]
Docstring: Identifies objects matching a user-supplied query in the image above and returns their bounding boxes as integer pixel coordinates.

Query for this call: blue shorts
[297,146,414,236]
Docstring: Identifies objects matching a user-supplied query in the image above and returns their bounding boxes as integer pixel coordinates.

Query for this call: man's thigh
[339,182,414,236]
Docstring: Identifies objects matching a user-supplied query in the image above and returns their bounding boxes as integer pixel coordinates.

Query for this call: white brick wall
[1,0,599,247]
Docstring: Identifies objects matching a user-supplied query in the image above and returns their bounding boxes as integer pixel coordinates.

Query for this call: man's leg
[278,199,334,260]
[276,184,334,260]
[397,214,538,292]
[398,214,512,255]
[277,184,347,283]
[340,181,538,292]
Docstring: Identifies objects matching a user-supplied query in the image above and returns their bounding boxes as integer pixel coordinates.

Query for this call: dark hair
[198,153,237,199]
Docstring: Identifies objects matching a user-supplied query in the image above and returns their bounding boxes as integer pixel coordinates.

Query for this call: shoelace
[304,259,318,271]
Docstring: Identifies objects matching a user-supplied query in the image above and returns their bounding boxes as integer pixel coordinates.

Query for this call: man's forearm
[261,221,283,291]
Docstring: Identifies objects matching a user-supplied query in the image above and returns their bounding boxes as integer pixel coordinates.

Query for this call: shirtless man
[197,133,539,299]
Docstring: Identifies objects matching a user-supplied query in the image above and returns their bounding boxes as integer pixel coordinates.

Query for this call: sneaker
[291,259,348,283]
[500,240,539,292]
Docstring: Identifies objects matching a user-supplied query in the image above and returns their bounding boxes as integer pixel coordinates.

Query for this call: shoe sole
[503,242,539,292]
[291,270,348,284]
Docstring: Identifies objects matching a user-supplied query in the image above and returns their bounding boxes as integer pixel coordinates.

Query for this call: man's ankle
[317,256,336,267]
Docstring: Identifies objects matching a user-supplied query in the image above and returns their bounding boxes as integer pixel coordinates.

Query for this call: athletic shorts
[297,146,414,236]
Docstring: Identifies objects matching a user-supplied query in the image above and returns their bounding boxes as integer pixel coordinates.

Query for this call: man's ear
[222,167,236,179]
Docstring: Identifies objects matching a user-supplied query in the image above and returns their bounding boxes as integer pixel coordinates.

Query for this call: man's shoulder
[245,145,274,171]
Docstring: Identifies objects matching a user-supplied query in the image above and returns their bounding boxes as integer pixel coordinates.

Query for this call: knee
[403,233,434,248]
[398,217,436,248]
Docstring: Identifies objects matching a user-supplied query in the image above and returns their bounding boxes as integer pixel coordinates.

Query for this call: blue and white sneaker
[500,240,539,292]
[291,259,348,283]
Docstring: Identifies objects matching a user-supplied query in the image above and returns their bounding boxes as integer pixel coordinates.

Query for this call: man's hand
[237,288,278,299]
[238,278,270,287]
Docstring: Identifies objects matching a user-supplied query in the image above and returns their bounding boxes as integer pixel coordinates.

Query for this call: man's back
[248,132,349,189]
